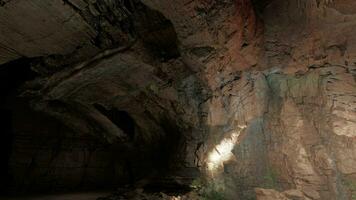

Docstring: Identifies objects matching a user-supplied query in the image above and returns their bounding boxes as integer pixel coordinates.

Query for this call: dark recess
[0,58,37,97]
[0,109,13,194]
[94,104,136,140]
[0,58,37,195]
[252,0,271,17]
[132,0,181,60]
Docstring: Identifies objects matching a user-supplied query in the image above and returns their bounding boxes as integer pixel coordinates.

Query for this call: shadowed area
[0,0,356,200]
[1,191,110,200]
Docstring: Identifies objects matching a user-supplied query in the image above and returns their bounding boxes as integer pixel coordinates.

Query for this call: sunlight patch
[207,125,246,173]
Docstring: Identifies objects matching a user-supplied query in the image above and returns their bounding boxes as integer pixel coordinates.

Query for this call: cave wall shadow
[4,99,134,195]
[0,58,135,195]
[0,109,13,194]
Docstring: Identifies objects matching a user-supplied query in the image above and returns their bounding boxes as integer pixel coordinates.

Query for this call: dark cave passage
[0,59,117,195]
[1,105,192,197]
[0,102,190,196]
[0,101,190,198]
[0,1,190,195]
[0,1,193,199]
[0,109,13,194]
[0,58,35,194]
[0,59,193,199]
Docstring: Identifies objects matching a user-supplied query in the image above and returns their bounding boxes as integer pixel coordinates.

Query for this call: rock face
[8,100,132,192]
[0,0,355,199]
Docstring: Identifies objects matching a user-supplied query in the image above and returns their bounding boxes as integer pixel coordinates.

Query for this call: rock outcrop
[0,0,355,199]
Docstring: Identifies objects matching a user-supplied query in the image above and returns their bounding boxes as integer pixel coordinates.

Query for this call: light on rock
[207,125,246,173]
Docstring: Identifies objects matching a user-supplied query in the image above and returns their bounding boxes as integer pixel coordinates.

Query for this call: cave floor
[0,191,110,200]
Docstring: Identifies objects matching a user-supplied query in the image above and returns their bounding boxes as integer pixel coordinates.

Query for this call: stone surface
[255,188,291,200]
[7,100,133,193]
[3,192,110,200]
[0,0,355,199]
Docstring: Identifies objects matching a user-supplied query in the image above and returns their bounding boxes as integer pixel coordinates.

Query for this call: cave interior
[0,0,356,200]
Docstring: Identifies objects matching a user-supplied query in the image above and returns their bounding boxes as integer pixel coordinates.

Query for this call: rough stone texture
[7,100,133,193]
[0,0,355,199]
[255,188,291,200]
[0,0,136,65]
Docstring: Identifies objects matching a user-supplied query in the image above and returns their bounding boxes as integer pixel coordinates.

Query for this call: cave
[0,0,356,200]
[93,104,136,139]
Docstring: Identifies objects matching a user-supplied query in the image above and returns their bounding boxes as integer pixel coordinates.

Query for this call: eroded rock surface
[0,0,355,199]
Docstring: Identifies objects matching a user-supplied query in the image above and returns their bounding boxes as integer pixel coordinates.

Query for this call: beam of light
[207,125,246,173]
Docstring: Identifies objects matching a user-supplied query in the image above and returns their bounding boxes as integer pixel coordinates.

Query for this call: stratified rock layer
[0,0,355,199]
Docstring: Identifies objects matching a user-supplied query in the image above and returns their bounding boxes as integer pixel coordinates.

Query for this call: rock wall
[0,0,355,199]
[7,99,135,193]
